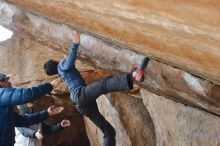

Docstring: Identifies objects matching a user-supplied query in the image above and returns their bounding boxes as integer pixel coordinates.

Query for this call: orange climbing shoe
[133,57,149,82]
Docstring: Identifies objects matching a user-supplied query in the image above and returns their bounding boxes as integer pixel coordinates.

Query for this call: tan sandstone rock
[1,0,220,146]
[141,89,220,146]
[4,0,220,85]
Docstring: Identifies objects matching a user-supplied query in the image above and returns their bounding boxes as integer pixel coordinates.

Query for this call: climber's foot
[133,57,150,82]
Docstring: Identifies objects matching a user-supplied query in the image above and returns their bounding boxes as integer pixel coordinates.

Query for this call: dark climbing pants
[75,75,133,146]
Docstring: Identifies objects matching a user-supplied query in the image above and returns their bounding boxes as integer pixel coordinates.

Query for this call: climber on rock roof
[43,31,150,146]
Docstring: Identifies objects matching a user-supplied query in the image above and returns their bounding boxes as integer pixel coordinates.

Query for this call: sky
[0,25,13,41]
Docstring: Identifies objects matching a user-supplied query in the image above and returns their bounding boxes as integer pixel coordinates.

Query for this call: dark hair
[43,59,59,76]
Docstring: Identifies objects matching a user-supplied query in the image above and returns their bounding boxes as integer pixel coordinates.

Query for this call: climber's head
[43,59,59,76]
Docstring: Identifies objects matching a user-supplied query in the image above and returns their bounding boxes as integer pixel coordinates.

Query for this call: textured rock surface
[108,93,156,146]
[4,0,220,85]
[1,1,220,146]
[84,95,132,146]
[141,89,220,146]
[84,93,156,146]
[1,1,220,116]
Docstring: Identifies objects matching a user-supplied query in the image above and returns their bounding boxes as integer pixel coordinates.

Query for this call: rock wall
[4,0,220,85]
[141,89,220,146]
[1,1,220,146]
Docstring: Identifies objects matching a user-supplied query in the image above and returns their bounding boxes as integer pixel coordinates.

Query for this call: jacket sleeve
[42,122,64,135]
[14,110,49,127]
[16,127,37,138]
[58,43,79,70]
[0,83,53,106]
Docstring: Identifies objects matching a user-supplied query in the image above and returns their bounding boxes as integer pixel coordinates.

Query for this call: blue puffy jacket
[0,83,53,146]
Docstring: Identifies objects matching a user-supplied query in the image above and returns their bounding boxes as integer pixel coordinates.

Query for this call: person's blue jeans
[73,74,133,146]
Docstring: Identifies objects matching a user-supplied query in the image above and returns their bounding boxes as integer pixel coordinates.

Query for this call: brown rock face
[141,89,220,146]
[84,93,156,146]
[1,2,220,116]
[1,1,220,146]
[5,0,220,85]
[108,93,156,146]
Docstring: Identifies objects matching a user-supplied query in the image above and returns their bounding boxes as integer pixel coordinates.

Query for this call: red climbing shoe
[133,57,150,82]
